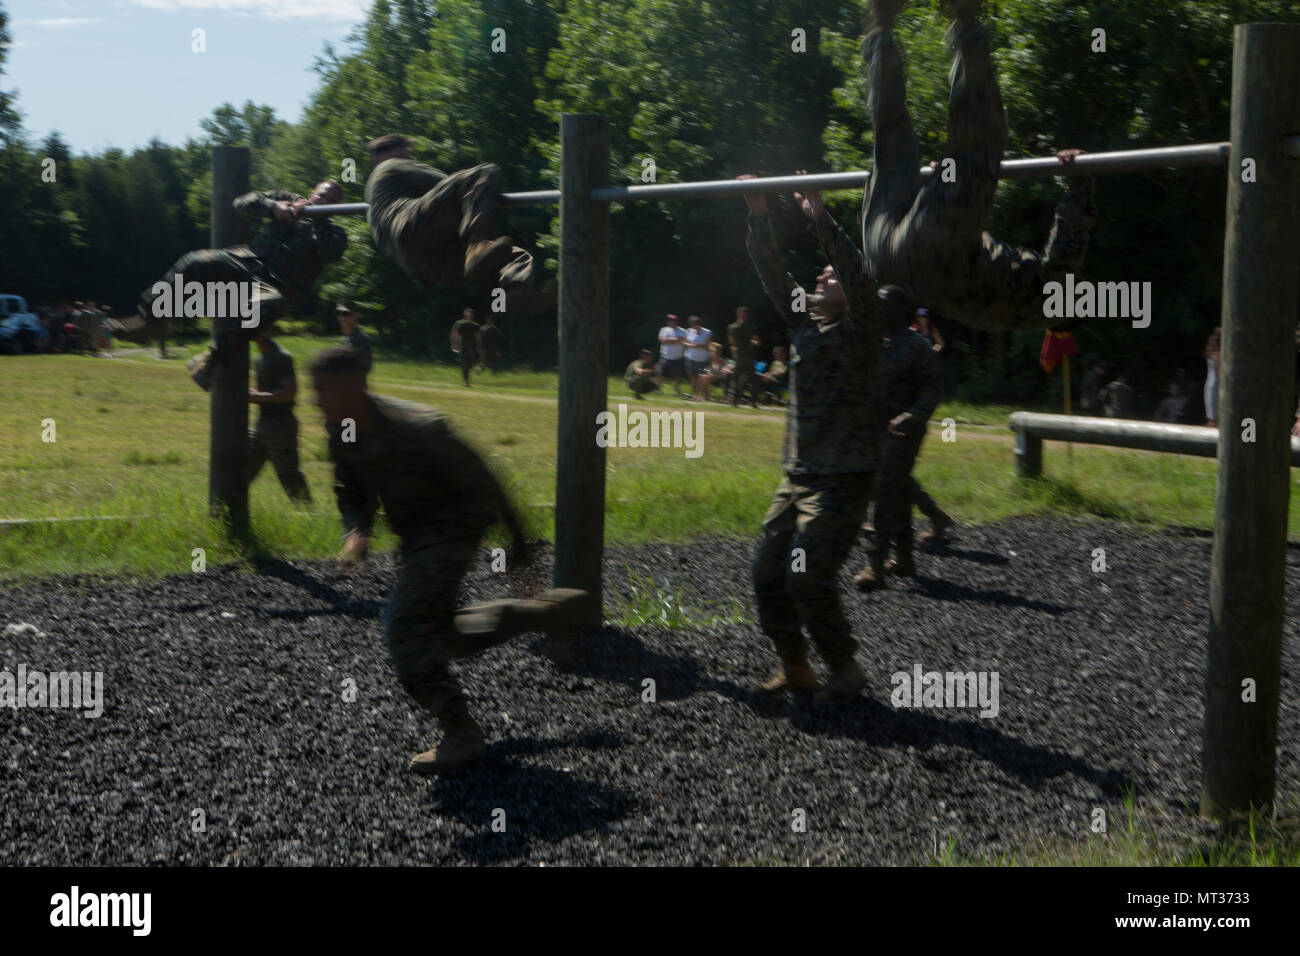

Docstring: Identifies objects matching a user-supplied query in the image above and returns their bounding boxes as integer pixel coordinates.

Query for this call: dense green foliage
[2,0,1296,406]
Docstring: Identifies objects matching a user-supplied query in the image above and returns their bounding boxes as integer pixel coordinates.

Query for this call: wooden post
[1203,23,1300,819]
[208,146,251,535]
[1013,430,1042,478]
[554,115,610,625]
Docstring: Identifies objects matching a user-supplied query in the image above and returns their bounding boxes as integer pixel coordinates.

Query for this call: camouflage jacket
[876,327,943,436]
[747,208,883,476]
[233,190,347,307]
[329,394,512,553]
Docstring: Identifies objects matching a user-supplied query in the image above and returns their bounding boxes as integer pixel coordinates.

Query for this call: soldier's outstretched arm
[745,210,804,335]
[234,189,301,221]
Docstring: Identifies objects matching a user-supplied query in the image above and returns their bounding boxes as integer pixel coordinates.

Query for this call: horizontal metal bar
[1008,411,1300,465]
[299,142,1230,216]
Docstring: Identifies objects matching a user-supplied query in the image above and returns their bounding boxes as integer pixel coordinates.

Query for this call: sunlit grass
[3,339,1298,579]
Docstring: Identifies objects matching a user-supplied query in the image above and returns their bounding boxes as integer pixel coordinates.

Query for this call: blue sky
[3,0,369,153]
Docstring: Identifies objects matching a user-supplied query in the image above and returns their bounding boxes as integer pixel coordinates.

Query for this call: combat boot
[760,656,821,693]
[410,711,487,775]
[464,235,517,286]
[917,511,954,544]
[853,553,888,590]
[814,659,868,703]
[885,541,916,577]
[537,587,592,663]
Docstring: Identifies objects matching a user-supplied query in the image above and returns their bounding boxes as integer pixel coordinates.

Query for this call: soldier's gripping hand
[887,412,916,437]
[736,174,766,215]
[271,200,300,226]
[338,530,370,567]
[1056,149,1086,166]
[792,170,824,221]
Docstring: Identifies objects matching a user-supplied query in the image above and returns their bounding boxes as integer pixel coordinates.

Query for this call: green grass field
[2,334,1298,580]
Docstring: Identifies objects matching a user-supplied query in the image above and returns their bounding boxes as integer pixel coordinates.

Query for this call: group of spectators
[1078,329,1225,426]
[626,308,790,405]
[29,301,121,354]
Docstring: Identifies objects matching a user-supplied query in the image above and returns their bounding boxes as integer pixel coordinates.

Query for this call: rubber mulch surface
[2,516,1296,865]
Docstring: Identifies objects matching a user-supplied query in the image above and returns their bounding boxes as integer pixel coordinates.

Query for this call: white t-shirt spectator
[659,325,686,360]
[684,327,712,363]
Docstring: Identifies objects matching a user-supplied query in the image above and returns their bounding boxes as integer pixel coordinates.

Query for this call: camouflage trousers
[248,413,310,502]
[862,21,1096,330]
[731,360,757,405]
[384,527,556,725]
[872,432,926,552]
[389,163,533,289]
[129,248,304,345]
[752,473,873,669]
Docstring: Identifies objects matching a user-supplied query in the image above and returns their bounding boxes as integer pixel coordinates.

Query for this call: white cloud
[128,0,368,21]
[20,18,102,28]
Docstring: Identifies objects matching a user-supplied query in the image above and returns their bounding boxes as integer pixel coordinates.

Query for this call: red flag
[1040,330,1079,373]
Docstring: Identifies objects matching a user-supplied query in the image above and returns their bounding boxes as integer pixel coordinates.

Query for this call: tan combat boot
[853,553,888,590]
[916,511,954,544]
[885,542,916,577]
[409,712,487,775]
[814,659,868,703]
[538,587,591,663]
[760,656,821,693]
[464,235,517,285]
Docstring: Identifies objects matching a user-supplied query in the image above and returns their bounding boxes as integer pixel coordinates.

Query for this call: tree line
[1,0,1293,410]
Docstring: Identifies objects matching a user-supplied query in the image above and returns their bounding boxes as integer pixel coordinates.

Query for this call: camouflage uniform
[727,316,759,404]
[747,208,882,671]
[328,394,543,728]
[862,19,1097,330]
[248,340,310,502]
[138,190,347,336]
[871,328,943,556]
[451,316,480,384]
[479,322,504,370]
[365,159,532,289]
[625,359,658,396]
[341,328,372,375]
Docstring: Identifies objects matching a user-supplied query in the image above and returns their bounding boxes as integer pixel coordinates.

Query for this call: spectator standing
[656,313,688,397]
[1099,374,1137,419]
[1204,327,1221,426]
[684,314,714,401]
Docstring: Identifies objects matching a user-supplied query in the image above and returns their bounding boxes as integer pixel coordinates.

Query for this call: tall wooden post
[554,114,610,625]
[1203,23,1300,818]
[208,146,251,535]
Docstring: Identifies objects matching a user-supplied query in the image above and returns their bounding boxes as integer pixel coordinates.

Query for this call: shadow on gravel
[425,729,637,862]
[556,627,705,702]
[913,575,1072,615]
[790,696,1131,797]
[922,543,1010,566]
[254,558,385,620]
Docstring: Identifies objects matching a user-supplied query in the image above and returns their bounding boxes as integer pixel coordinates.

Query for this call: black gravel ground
[2,516,1297,866]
